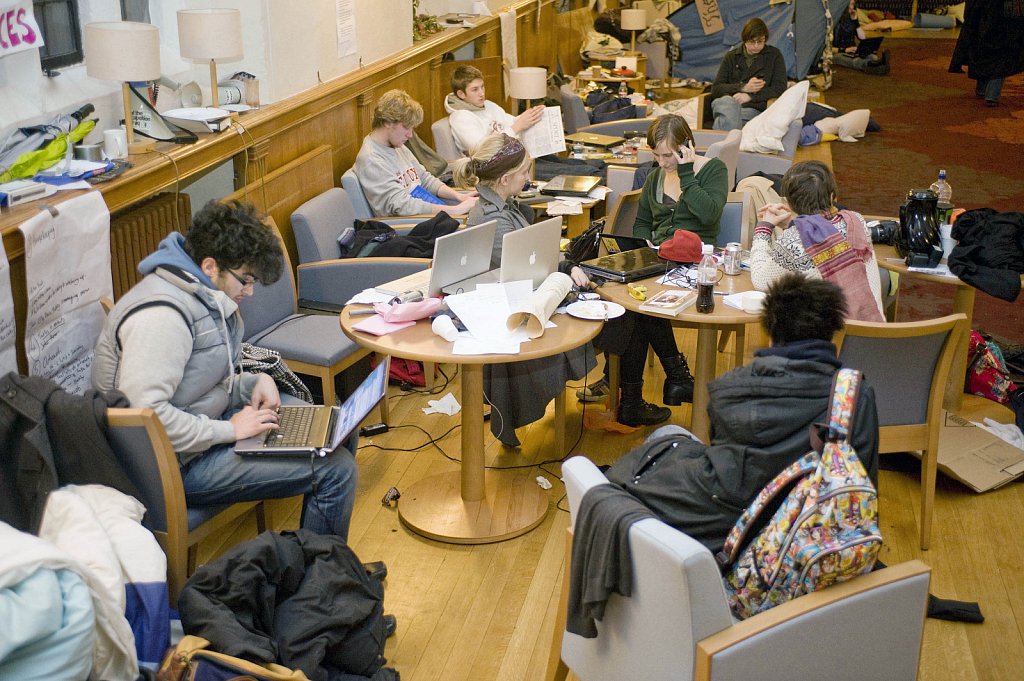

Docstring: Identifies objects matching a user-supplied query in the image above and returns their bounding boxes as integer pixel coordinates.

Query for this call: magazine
[638,289,697,316]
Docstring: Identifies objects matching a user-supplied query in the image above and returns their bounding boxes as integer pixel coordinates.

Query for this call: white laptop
[375,221,497,299]
[442,216,563,294]
[235,357,390,457]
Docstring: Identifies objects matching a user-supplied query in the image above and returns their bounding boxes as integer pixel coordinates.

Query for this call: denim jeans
[833,51,872,72]
[975,78,1004,103]
[180,436,358,542]
[712,96,759,131]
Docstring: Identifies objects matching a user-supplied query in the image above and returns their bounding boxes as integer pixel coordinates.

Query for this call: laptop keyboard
[267,407,316,446]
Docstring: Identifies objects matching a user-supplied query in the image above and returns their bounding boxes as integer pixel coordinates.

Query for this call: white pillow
[814,109,870,142]
[652,97,700,130]
[740,80,809,154]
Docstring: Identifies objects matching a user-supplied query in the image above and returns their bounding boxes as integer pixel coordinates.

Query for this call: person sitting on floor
[444,64,546,155]
[354,89,477,217]
[832,0,890,76]
[749,160,885,321]
[709,17,788,131]
[91,200,359,542]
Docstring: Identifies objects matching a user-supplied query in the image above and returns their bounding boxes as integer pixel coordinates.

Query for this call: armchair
[430,118,463,163]
[546,456,931,681]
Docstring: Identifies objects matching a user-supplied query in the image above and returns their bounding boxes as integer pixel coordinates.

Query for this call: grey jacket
[466,184,532,268]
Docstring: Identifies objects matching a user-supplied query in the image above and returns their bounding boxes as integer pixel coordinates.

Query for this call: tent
[668,0,849,83]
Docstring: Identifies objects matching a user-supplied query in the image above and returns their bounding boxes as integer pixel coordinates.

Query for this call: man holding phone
[709,18,788,131]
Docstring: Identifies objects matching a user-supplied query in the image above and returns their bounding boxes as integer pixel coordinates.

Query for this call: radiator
[109,193,191,300]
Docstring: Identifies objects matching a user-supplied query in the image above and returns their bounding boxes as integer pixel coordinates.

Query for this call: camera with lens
[867,219,899,245]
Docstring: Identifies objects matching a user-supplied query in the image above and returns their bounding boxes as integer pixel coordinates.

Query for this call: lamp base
[128,138,157,155]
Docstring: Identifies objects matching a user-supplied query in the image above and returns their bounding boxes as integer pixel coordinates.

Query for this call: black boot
[618,382,671,426]
[661,354,695,405]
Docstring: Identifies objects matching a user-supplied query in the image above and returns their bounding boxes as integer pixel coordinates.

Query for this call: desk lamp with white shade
[620,8,648,54]
[84,21,162,155]
[176,8,243,109]
[508,66,547,109]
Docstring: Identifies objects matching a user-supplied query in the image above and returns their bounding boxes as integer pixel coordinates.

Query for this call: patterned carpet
[824,38,1023,344]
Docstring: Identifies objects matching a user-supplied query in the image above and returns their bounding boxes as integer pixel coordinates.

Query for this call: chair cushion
[255,314,361,366]
[740,80,809,154]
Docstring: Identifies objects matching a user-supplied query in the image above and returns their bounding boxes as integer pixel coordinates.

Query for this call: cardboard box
[936,410,1024,493]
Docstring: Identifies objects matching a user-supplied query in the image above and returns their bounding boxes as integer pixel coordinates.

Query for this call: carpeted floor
[824,38,1023,344]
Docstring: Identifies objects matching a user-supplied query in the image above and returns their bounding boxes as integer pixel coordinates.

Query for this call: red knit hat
[658,230,703,263]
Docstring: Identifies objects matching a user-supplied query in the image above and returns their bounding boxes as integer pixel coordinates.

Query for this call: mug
[103,128,128,160]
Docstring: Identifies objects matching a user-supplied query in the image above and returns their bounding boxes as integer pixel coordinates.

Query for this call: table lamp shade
[620,9,648,31]
[84,22,161,82]
[177,8,243,61]
[508,67,547,100]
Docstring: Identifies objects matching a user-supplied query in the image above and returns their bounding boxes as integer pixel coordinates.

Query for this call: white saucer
[566,300,626,321]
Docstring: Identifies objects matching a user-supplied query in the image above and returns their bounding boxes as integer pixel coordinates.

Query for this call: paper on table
[506,272,572,338]
[588,186,611,200]
[907,263,958,278]
[445,284,532,345]
[545,200,583,216]
[520,106,566,159]
[347,288,394,305]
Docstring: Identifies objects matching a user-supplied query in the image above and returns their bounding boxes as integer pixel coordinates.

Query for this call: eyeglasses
[224,267,257,288]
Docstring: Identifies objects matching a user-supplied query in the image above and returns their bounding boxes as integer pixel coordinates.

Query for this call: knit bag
[717,369,882,619]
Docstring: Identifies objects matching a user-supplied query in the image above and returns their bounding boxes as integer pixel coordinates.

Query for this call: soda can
[724,243,742,275]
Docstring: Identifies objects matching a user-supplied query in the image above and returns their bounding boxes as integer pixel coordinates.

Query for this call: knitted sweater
[750,210,884,318]
[353,135,447,216]
[632,157,728,245]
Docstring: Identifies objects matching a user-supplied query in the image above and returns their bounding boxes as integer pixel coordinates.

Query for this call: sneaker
[576,378,610,403]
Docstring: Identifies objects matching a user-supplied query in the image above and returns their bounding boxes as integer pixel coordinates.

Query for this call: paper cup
[939,223,956,261]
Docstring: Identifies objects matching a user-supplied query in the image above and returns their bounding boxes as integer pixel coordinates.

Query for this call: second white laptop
[442,216,563,294]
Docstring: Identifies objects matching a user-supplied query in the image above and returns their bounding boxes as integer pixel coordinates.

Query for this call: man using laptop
[832,0,890,75]
[92,200,358,542]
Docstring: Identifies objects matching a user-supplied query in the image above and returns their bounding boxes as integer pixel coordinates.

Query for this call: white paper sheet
[445,284,533,346]
[336,0,357,58]
[0,232,16,375]
[520,106,567,159]
[19,192,114,393]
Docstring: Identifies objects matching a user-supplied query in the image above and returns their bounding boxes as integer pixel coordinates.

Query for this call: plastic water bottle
[618,80,629,98]
[696,244,717,314]
[929,169,954,224]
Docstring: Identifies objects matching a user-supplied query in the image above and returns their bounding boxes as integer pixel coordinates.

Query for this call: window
[33,0,82,73]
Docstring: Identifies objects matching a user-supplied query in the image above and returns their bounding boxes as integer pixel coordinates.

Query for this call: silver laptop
[442,216,562,293]
[235,357,390,457]
[373,221,497,299]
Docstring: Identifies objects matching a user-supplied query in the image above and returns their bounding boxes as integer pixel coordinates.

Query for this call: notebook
[564,131,626,148]
[855,37,883,58]
[374,221,497,298]
[540,175,602,198]
[442,216,562,293]
[235,357,390,457]
[579,246,667,283]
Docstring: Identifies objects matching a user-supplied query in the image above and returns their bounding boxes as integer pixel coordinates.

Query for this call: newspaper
[520,106,566,159]
[506,272,572,338]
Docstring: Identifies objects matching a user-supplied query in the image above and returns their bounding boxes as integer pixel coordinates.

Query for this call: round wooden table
[340,307,602,544]
[598,269,759,443]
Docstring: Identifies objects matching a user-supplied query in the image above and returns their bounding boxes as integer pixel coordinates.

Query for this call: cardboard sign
[695,0,725,36]
[936,410,1024,493]
[0,1,44,58]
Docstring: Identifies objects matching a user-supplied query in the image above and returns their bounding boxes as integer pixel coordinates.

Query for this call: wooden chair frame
[836,313,968,550]
[106,408,266,604]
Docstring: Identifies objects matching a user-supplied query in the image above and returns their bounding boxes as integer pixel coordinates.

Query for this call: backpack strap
[826,368,861,444]
[716,451,819,568]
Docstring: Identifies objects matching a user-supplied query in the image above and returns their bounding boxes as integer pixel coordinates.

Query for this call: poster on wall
[336,0,356,58]
[0,235,16,376]
[19,192,113,394]
[695,0,725,35]
[0,0,44,58]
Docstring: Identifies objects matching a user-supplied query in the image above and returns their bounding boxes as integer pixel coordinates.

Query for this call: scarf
[792,210,883,322]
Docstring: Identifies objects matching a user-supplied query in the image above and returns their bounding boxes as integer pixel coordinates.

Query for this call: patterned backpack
[716,368,882,620]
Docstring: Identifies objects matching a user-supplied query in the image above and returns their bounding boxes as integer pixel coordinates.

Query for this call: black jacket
[710,44,788,112]
[607,341,879,555]
[949,208,1024,302]
[0,372,136,534]
[179,530,395,681]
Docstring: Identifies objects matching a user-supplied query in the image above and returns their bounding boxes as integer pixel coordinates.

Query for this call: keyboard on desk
[268,406,317,446]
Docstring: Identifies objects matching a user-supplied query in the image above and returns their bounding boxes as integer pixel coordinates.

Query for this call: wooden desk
[599,271,758,442]
[340,307,601,544]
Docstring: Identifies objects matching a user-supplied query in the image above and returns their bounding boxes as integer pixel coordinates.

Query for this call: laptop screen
[327,356,390,451]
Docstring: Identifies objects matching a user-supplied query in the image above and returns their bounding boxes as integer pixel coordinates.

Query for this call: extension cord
[360,423,389,437]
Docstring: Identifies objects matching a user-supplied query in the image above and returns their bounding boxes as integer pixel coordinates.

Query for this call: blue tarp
[669,0,849,82]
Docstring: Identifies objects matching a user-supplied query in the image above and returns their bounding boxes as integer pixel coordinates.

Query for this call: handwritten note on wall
[19,192,113,394]
[0,233,16,375]
[696,0,725,36]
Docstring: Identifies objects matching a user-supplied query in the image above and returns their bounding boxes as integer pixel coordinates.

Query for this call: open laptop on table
[374,220,497,299]
[441,216,562,294]
[580,246,667,283]
[235,356,390,457]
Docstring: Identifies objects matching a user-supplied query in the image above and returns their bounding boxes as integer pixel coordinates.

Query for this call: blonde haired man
[354,89,477,216]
